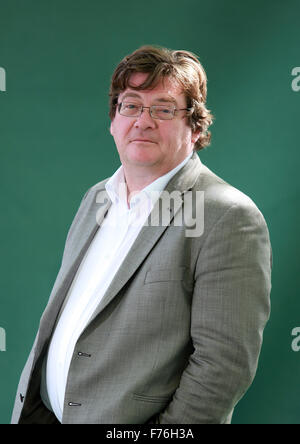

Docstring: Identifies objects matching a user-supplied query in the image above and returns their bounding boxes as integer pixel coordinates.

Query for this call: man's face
[110,72,199,173]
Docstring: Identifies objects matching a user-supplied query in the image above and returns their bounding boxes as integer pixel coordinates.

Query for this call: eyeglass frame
[117,101,194,120]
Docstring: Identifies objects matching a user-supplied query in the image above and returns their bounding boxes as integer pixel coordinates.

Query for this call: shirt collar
[105,151,193,209]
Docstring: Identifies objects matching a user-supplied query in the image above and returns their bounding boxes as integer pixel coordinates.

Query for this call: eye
[152,106,174,119]
[120,102,141,116]
[157,106,173,113]
[123,103,139,110]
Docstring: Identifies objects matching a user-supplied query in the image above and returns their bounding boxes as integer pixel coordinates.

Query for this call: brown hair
[109,45,214,151]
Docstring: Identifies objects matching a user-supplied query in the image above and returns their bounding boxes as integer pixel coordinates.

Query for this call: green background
[1,0,299,424]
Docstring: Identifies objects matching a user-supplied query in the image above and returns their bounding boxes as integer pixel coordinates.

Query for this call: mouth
[131,139,156,144]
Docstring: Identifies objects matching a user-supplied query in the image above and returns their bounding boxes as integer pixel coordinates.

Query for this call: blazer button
[68,402,82,407]
[77,351,91,358]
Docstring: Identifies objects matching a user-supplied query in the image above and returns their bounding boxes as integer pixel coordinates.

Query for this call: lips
[131,139,156,143]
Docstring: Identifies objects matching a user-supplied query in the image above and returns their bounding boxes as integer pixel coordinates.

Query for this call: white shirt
[45,152,193,422]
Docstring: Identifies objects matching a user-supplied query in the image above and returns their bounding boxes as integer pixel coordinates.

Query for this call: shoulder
[195,162,269,230]
[193,162,272,272]
[80,177,110,203]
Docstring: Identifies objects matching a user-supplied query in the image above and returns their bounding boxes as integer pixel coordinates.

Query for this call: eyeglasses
[118,102,193,120]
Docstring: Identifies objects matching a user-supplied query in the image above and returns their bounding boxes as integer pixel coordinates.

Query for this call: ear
[191,129,201,144]
[110,121,114,137]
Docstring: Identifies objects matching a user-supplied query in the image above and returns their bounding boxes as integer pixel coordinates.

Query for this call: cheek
[178,122,193,144]
[111,118,131,142]
[161,123,190,147]
[159,122,175,144]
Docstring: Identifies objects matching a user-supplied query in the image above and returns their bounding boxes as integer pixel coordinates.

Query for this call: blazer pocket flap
[132,393,171,403]
[145,267,188,284]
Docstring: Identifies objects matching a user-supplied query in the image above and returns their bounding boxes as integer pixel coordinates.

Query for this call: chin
[126,147,160,166]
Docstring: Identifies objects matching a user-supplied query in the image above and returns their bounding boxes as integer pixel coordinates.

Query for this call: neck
[123,166,164,206]
[122,152,193,206]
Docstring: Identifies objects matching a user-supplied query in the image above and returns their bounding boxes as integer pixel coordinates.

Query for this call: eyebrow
[120,92,178,106]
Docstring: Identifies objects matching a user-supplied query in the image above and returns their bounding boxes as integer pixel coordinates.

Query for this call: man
[11,46,272,424]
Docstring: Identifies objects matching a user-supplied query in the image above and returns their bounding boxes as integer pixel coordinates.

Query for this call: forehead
[120,72,185,102]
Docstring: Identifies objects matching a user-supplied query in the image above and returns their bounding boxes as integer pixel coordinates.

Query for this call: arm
[158,202,272,424]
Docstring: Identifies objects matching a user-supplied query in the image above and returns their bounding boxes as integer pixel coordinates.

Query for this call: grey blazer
[11,153,272,424]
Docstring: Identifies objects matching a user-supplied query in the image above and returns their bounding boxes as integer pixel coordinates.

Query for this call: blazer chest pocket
[144,267,191,284]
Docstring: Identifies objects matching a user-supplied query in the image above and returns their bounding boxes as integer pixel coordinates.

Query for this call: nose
[134,107,157,130]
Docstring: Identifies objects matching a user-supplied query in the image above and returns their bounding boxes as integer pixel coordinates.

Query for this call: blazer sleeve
[157,201,272,424]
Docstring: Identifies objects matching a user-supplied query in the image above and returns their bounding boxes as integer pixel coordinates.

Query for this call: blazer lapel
[88,152,203,324]
[37,189,112,348]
